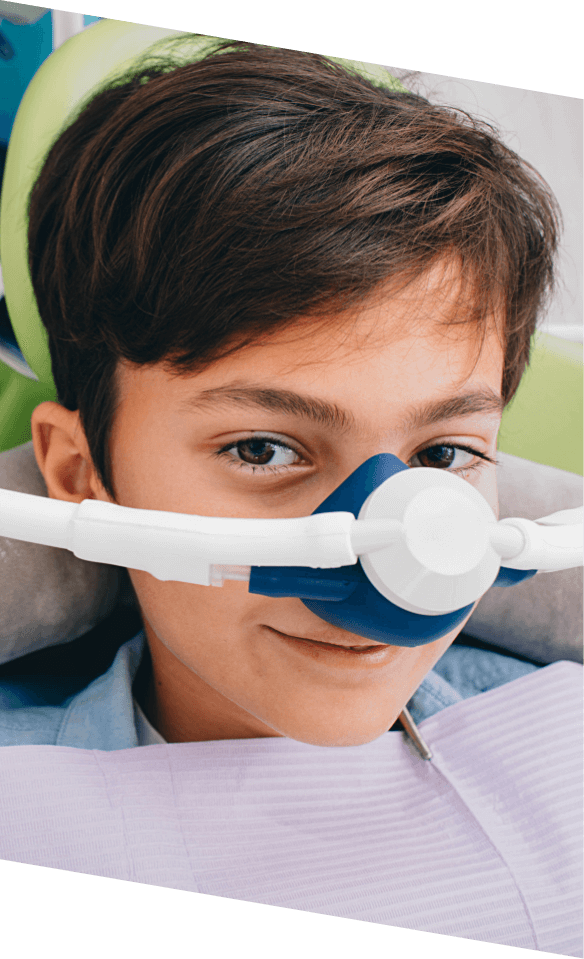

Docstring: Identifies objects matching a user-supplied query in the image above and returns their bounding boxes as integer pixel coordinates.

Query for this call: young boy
[1,39,582,954]
[1,39,559,749]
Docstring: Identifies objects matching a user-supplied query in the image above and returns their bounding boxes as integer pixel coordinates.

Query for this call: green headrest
[0,19,407,386]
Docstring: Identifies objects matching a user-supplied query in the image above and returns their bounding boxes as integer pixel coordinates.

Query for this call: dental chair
[0,20,581,692]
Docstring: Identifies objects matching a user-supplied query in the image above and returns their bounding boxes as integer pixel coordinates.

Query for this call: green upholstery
[0,19,581,475]
[498,333,583,476]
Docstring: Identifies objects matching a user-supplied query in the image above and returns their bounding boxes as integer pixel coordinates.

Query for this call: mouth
[268,626,388,653]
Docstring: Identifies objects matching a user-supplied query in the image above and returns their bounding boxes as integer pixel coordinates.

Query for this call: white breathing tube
[0,472,581,611]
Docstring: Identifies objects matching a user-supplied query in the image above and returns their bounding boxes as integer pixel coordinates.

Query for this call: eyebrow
[180,383,504,433]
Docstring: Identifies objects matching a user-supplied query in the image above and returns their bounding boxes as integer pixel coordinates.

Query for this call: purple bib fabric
[0,662,581,955]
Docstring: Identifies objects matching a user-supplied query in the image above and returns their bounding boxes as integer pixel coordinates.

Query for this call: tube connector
[496,515,583,572]
[210,565,252,586]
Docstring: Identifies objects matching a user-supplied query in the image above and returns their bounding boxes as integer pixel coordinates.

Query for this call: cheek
[127,571,269,660]
[473,467,499,520]
[131,574,221,630]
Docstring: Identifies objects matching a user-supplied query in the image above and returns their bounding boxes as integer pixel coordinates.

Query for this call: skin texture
[32,266,505,747]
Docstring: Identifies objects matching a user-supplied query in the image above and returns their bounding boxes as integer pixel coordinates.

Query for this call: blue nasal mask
[0,453,581,648]
[249,453,582,646]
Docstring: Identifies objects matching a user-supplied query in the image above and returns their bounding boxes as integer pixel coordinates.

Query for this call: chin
[284,721,396,749]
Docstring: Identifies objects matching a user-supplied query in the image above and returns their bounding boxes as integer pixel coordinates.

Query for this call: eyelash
[215,436,497,478]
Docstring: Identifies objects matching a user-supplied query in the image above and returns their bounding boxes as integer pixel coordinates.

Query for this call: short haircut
[28,38,560,499]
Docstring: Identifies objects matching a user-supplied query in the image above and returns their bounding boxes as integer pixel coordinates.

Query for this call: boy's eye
[214,436,495,475]
[410,443,488,473]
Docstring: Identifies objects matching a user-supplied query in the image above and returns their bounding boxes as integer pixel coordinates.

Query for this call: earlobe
[31,401,102,503]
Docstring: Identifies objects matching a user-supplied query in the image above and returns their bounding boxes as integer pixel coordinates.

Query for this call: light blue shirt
[0,632,539,750]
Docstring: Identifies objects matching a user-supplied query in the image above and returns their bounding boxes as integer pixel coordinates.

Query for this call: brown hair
[28,38,560,499]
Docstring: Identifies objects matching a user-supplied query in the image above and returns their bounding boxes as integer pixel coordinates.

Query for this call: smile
[284,636,383,652]
[264,626,396,664]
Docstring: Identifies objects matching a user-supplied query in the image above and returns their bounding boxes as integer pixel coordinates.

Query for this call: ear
[31,401,110,503]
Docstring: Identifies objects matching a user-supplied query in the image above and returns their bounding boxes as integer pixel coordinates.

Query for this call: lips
[266,627,385,652]
[295,637,382,652]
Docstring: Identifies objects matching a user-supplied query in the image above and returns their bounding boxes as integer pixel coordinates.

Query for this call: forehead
[291,265,498,362]
[117,261,504,417]
[261,257,497,363]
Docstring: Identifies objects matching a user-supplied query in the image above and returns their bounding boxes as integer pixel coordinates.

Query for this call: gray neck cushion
[0,442,581,666]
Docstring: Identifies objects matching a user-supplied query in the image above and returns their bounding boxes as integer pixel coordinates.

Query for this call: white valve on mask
[357,468,503,614]
[357,470,582,614]
[403,487,492,576]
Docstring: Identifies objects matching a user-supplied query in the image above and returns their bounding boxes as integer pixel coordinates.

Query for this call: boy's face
[47,267,506,746]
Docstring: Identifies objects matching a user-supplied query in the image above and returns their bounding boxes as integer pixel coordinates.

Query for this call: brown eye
[416,445,456,469]
[215,436,302,473]
[237,439,279,465]
[412,443,495,477]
